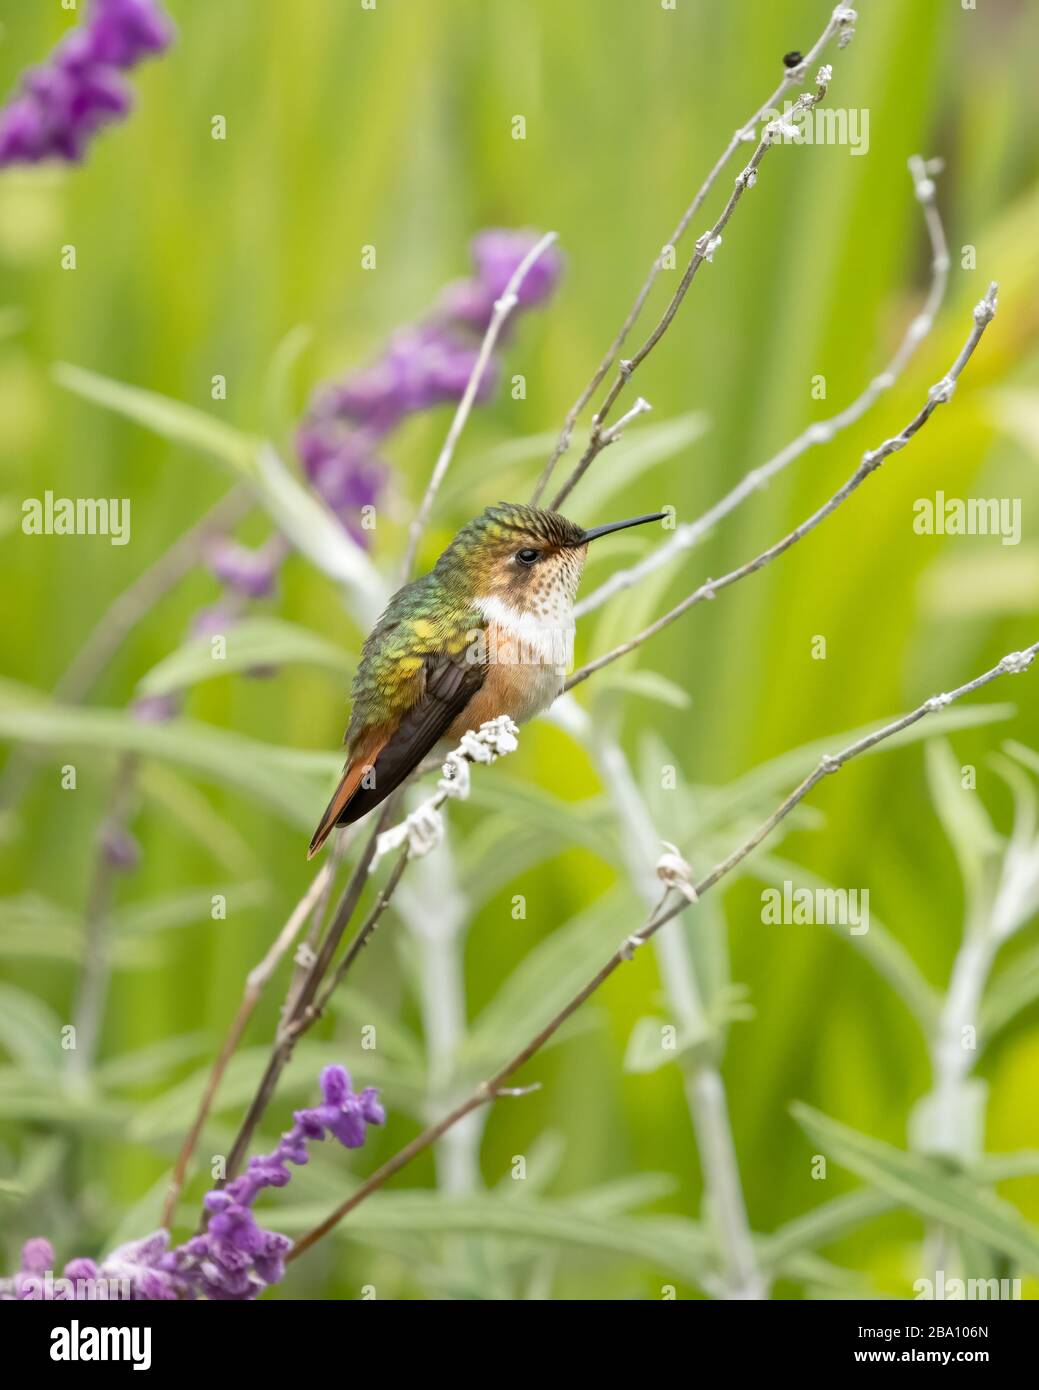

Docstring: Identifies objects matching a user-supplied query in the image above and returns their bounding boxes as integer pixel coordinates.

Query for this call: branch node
[819,753,840,774]
[925,692,953,712]
[999,650,1035,675]
[493,1082,542,1100]
[656,841,700,902]
[619,934,645,961]
[928,376,956,405]
[975,284,999,324]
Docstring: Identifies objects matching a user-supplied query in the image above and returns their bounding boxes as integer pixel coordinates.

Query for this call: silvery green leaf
[0,695,336,831]
[792,1102,1039,1271]
[593,669,692,710]
[137,616,354,697]
[54,361,259,473]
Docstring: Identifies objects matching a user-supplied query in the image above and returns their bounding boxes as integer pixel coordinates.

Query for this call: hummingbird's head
[438,502,665,615]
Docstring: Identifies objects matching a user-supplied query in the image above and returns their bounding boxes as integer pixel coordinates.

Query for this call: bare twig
[401,232,559,581]
[566,283,998,690]
[548,67,835,512]
[288,638,1039,1263]
[529,3,859,507]
[575,153,950,618]
[160,859,335,1229]
[216,720,519,1194]
[221,803,393,1183]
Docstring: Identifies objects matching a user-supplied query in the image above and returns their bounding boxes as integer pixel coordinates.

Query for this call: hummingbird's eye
[516,547,540,566]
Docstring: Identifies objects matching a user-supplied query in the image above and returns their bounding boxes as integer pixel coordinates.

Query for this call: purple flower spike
[295,225,561,544]
[2,1066,384,1300]
[0,0,173,168]
[471,228,563,307]
[86,0,175,70]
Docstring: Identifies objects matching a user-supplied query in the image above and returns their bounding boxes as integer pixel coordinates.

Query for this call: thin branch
[216,720,520,1196]
[288,638,1039,1263]
[529,3,858,506]
[221,802,394,1183]
[401,231,559,581]
[548,67,835,512]
[575,153,950,618]
[566,283,998,690]
[159,859,335,1229]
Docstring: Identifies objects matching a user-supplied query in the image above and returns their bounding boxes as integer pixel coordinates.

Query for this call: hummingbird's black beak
[572,511,667,545]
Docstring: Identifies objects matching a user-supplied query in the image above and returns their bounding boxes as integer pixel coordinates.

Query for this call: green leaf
[792,1102,1039,1272]
[708,704,1018,830]
[459,887,638,1077]
[760,1189,897,1268]
[975,1151,1039,1182]
[569,412,709,517]
[753,855,940,1035]
[53,364,385,611]
[112,882,268,937]
[136,617,354,697]
[138,764,263,878]
[275,1192,715,1286]
[465,777,618,860]
[0,983,64,1068]
[0,893,158,970]
[624,1016,684,1074]
[593,669,692,710]
[925,740,1002,904]
[264,323,313,442]
[95,1034,211,1090]
[0,695,337,831]
[54,361,259,473]
[982,942,1039,1042]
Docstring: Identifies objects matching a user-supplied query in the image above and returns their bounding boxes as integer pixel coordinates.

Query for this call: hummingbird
[308,501,665,857]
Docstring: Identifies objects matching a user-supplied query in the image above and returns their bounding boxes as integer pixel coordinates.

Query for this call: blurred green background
[2,0,1039,1300]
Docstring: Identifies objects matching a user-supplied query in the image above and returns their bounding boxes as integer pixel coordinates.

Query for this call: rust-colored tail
[308,756,374,859]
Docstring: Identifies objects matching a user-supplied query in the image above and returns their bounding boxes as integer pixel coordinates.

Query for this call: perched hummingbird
[308,501,665,857]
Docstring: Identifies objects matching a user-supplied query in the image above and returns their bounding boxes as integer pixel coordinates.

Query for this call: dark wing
[308,649,485,855]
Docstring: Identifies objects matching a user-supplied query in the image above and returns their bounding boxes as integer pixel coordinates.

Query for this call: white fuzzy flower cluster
[372,717,520,868]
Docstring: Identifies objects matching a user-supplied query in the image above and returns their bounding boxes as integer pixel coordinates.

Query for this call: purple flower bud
[437,277,499,333]
[20,1239,54,1276]
[190,603,236,641]
[471,228,563,307]
[204,536,283,599]
[84,0,174,70]
[130,692,178,723]
[100,824,140,873]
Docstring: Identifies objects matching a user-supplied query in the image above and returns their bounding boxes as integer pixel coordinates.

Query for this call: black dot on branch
[783,50,804,69]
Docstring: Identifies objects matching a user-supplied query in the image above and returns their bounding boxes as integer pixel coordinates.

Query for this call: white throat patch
[473,593,575,668]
